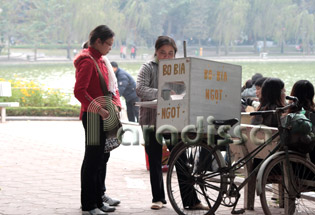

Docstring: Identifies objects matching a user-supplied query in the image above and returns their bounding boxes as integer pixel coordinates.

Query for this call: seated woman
[251,77,286,127]
[251,78,286,187]
[288,80,315,163]
[288,80,315,113]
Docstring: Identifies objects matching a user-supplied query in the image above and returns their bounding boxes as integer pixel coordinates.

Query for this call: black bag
[89,55,123,153]
[104,121,122,153]
[103,97,123,153]
[284,111,315,154]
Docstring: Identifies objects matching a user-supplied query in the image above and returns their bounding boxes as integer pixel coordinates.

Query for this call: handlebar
[250,110,274,116]
[285,95,298,102]
[249,96,299,116]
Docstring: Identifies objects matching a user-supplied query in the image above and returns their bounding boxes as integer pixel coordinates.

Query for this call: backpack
[284,110,315,154]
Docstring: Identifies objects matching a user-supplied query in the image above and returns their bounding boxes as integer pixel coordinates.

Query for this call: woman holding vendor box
[136,36,208,211]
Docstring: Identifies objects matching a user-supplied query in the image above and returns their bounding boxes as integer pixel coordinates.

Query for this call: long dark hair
[154,36,177,56]
[89,25,115,45]
[259,77,285,110]
[289,80,315,113]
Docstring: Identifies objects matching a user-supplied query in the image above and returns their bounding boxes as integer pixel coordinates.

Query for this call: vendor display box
[157,57,242,132]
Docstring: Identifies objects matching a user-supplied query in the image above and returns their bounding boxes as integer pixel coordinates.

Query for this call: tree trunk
[280,40,284,54]
[306,40,310,55]
[34,47,37,61]
[133,29,138,48]
[66,41,71,60]
[281,29,285,54]
[253,34,257,53]
[67,48,71,60]
[224,43,228,55]
[7,35,10,60]
[263,35,267,52]
[217,30,222,56]
[218,39,221,56]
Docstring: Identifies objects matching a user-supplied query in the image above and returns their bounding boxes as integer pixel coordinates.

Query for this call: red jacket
[74,47,121,119]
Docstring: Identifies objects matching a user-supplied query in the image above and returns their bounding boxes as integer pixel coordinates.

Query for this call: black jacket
[115,68,138,102]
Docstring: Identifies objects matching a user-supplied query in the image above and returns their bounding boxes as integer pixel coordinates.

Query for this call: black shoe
[102,194,120,206]
[82,208,107,215]
[99,203,115,212]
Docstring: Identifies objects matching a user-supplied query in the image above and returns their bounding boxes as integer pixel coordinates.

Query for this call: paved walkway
[0,120,268,215]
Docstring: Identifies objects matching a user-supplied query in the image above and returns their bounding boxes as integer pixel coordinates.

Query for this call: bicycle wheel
[260,153,315,215]
[166,141,226,215]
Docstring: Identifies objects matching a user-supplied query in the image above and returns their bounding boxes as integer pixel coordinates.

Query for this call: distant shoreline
[1,54,315,65]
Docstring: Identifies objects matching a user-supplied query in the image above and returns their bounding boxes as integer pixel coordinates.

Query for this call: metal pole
[183,40,187,58]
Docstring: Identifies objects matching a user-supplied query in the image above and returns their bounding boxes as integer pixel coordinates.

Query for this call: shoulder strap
[88,54,109,96]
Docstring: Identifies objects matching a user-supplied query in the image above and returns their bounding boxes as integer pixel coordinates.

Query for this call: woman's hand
[114,105,120,113]
[98,107,110,120]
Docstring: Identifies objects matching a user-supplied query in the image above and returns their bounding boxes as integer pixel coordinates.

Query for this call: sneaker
[151,201,163,210]
[189,203,210,210]
[99,203,115,212]
[82,208,106,215]
[102,194,120,206]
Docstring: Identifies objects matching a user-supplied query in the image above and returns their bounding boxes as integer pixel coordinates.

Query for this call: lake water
[1,60,315,104]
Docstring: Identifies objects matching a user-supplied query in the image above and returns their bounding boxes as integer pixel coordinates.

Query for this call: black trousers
[126,97,139,122]
[144,128,200,206]
[81,112,110,211]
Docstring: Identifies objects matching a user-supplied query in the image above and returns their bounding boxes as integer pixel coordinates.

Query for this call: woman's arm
[74,59,95,107]
[136,63,158,101]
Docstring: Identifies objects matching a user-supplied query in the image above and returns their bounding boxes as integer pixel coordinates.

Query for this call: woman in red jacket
[74,25,121,215]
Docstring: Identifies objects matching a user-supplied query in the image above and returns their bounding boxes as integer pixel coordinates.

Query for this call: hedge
[6,106,80,117]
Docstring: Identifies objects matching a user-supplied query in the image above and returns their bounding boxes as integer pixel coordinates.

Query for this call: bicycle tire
[166,141,226,215]
[260,153,315,215]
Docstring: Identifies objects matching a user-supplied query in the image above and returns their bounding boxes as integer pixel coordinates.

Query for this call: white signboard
[157,57,242,132]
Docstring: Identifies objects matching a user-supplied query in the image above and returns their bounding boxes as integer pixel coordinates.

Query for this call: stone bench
[233,112,315,210]
[0,102,19,123]
[241,112,251,124]
[0,82,19,123]
[229,124,279,210]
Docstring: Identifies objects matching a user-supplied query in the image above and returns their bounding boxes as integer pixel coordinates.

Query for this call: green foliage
[6,106,80,117]
[1,0,315,56]
[0,78,71,107]
[213,0,250,55]
[0,77,79,116]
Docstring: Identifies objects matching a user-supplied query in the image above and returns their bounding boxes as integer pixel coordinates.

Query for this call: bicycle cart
[138,57,315,214]
[166,95,315,215]
[144,57,315,215]
[154,57,243,214]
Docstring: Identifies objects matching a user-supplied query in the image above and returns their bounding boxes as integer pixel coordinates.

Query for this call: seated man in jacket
[111,62,139,122]
[241,73,263,98]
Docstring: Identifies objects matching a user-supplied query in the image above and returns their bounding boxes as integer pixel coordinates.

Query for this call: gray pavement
[0,120,267,215]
